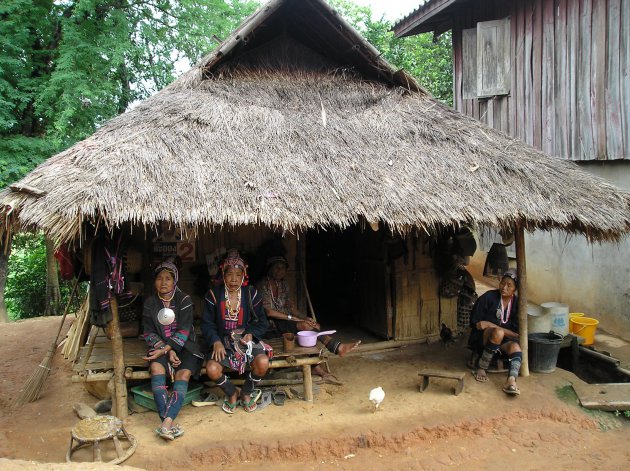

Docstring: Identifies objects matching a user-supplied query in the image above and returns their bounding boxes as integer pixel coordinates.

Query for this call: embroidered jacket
[143,287,201,356]
[201,285,269,347]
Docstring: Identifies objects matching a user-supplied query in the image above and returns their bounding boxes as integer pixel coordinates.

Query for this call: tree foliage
[0,0,259,188]
[329,0,453,105]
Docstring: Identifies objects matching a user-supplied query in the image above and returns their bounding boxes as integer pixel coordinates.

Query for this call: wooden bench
[73,333,327,402]
[418,368,466,396]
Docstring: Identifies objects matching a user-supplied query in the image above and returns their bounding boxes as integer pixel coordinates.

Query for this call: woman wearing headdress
[143,261,203,440]
[259,255,361,384]
[202,250,271,413]
[468,269,522,395]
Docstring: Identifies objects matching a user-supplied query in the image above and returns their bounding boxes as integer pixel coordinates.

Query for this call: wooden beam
[514,223,529,376]
[109,296,128,419]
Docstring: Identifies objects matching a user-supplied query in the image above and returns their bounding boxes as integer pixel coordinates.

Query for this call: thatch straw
[1,0,629,243]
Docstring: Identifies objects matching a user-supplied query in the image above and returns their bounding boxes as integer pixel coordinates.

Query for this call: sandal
[240,389,262,413]
[192,393,219,407]
[502,384,521,396]
[272,389,287,406]
[257,391,273,410]
[222,399,239,414]
[155,427,174,441]
[241,396,258,412]
[170,424,184,438]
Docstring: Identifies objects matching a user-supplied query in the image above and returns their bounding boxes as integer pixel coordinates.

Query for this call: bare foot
[338,340,361,357]
[473,368,488,382]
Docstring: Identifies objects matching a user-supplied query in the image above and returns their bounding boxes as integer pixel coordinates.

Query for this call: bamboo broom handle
[51,268,83,346]
[300,268,318,323]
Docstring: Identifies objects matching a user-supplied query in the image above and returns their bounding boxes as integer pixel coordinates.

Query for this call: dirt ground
[1,316,629,470]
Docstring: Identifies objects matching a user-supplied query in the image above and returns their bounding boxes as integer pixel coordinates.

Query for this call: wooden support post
[514,223,529,376]
[109,296,128,418]
[302,364,313,402]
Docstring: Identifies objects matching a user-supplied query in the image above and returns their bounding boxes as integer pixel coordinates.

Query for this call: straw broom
[13,272,82,407]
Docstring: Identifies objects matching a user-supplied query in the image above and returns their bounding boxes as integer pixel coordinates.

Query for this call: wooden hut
[394,0,630,333]
[2,0,630,416]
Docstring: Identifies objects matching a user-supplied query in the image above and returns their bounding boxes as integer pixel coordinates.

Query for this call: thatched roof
[2,0,630,243]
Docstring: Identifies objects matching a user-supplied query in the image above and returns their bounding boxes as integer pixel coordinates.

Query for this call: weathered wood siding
[452,0,630,161]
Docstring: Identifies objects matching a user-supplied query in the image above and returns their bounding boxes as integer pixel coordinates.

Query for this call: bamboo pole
[514,223,529,376]
[109,296,128,418]
[300,268,318,323]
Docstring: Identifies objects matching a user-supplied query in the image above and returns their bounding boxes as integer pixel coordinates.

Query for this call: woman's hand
[143,348,167,361]
[169,350,181,367]
[240,333,253,344]
[212,340,226,362]
[303,318,320,330]
[476,320,492,330]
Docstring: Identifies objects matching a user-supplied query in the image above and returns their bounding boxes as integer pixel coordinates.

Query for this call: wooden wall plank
[591,0,607,159]
[606,0,625,158]
[453,26,464,112]
[524,0,535,145]
[554,0,568,159]
[541,0,555,155]
[622,0,630,154]
[578,0,594,160]
[515,0,526,140]
[567,0,580,158]
[532,0,543,149]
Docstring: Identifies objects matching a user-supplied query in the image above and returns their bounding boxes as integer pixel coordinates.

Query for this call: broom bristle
[13,345,56,408]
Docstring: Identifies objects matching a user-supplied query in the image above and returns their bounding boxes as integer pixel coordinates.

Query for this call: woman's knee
[252,354,269,374]
[175,369,192,382]
[150,362,166,375]
[488,327,505,343]
[204,360,223,379]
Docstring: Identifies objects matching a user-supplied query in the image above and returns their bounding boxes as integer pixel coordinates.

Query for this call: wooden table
[72,333,327,402]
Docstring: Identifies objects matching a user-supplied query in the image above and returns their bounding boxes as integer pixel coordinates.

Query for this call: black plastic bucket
[528,332,563,373]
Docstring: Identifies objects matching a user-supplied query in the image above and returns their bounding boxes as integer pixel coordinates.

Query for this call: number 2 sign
[177,241,196,262]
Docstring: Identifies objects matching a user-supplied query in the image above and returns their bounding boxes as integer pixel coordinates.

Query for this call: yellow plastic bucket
[569,317,599,346]
[569,312,585,320]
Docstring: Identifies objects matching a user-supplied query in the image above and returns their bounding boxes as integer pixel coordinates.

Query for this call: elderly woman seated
[201,251,271,413]
[258,255,360,383]
[468,269,522,395]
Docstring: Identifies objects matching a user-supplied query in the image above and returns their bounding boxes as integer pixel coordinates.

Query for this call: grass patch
[555,384,624,431]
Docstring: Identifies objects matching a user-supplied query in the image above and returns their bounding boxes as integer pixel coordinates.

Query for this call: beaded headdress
[221,250,249,286]
[154,261,178,285]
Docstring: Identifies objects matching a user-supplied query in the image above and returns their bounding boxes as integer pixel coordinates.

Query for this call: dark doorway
[306,225,390,339]
[305,227,357,326]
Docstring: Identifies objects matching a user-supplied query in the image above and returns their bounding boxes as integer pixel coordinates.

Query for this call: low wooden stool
[418,369,465,396]
[66,415,137,464]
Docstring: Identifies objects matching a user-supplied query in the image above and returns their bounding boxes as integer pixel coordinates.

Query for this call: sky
[353,0,424,22]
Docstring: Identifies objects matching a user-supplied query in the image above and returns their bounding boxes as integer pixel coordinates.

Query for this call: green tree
[0,0,259,320]
[329,0,453,105]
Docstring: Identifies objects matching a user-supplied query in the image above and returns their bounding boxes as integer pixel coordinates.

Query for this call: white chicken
[369,386,385,412]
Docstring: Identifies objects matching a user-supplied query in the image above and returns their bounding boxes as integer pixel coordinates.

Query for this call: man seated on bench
[202,250,272,413]
[258,255,361,383]
[468,269,522,396]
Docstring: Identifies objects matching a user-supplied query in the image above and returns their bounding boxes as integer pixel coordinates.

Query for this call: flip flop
[222,399,239,414]
[240,389,262,413]
[471,369,489,382]
[256,391,273,410]
[192,393,219,407]
[156,427,174,441]
[502,384,521,396]
[170,424,184,438]
[272,389,287,406]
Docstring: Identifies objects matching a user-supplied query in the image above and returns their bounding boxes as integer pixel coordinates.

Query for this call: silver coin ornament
[158,307,175,325]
